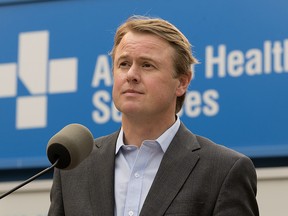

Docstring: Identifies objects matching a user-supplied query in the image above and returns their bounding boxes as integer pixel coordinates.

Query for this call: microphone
[0,123,94,199]
[47,123,94,170]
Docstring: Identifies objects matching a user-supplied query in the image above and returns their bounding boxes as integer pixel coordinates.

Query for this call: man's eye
[142,63,153,68]
[119,62,129,68]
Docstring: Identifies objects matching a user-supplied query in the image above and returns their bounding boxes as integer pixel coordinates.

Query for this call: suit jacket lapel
[89,132,119,216]
[140,123,200,216]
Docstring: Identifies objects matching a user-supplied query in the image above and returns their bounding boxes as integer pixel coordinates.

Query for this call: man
[48,15,259,216]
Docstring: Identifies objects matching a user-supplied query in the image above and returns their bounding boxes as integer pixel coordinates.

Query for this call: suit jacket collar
[140,123,200,216]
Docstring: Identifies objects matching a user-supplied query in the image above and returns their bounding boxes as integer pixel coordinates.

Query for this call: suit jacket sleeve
[212,155,259,215]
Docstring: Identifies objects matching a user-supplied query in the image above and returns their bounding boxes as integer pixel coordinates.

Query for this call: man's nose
[126,64,140,83]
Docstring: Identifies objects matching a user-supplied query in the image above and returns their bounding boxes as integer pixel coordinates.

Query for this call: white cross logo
[0,31,78,129]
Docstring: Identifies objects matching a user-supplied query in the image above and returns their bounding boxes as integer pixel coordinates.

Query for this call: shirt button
[134,172,140,178]
[128,210,134,216]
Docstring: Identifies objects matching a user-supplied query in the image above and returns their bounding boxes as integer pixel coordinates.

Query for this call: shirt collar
[115,129,125,154]
[115,116,180,154]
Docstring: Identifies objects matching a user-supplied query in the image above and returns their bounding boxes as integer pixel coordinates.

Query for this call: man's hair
[110,15,198,113]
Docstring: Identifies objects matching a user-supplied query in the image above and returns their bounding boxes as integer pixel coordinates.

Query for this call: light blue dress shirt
[114,117,180,216]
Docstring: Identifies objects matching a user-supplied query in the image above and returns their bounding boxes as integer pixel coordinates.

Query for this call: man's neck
[122,115,176,147]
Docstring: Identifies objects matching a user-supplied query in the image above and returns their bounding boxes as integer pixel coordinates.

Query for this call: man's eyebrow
[115,54,129,63]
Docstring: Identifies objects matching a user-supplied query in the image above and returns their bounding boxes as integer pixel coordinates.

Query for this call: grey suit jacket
[48,123,259,216]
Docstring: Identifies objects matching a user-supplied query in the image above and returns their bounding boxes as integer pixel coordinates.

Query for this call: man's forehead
[116,32,173,57]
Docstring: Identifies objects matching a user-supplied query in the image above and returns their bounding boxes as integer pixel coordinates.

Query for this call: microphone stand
[0,159,59,199]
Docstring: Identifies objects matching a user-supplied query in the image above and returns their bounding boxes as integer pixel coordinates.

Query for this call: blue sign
[0,0,288,169]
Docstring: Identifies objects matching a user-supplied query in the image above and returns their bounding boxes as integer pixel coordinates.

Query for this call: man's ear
[176,72,192,97]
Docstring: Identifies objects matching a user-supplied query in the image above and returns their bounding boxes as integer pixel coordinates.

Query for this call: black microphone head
[46,124,94,170]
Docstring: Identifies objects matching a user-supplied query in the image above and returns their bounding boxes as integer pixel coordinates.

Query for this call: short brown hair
[110,15,198,113]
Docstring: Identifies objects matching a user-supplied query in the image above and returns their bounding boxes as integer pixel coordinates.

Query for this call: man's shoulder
[197,134,244,156]
[178,122,250,161]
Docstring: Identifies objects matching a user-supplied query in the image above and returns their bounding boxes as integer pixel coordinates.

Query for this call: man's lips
[122,89,143,94]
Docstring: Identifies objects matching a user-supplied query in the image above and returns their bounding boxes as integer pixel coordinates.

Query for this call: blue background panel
[0,0,288,169]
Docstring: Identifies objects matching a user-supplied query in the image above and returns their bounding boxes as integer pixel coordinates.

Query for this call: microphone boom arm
[0,159,59,199]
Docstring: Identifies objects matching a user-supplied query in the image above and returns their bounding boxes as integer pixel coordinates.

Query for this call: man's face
[112,31,186,120]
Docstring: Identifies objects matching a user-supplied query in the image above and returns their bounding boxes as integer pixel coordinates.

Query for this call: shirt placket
[123,144,152,216]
